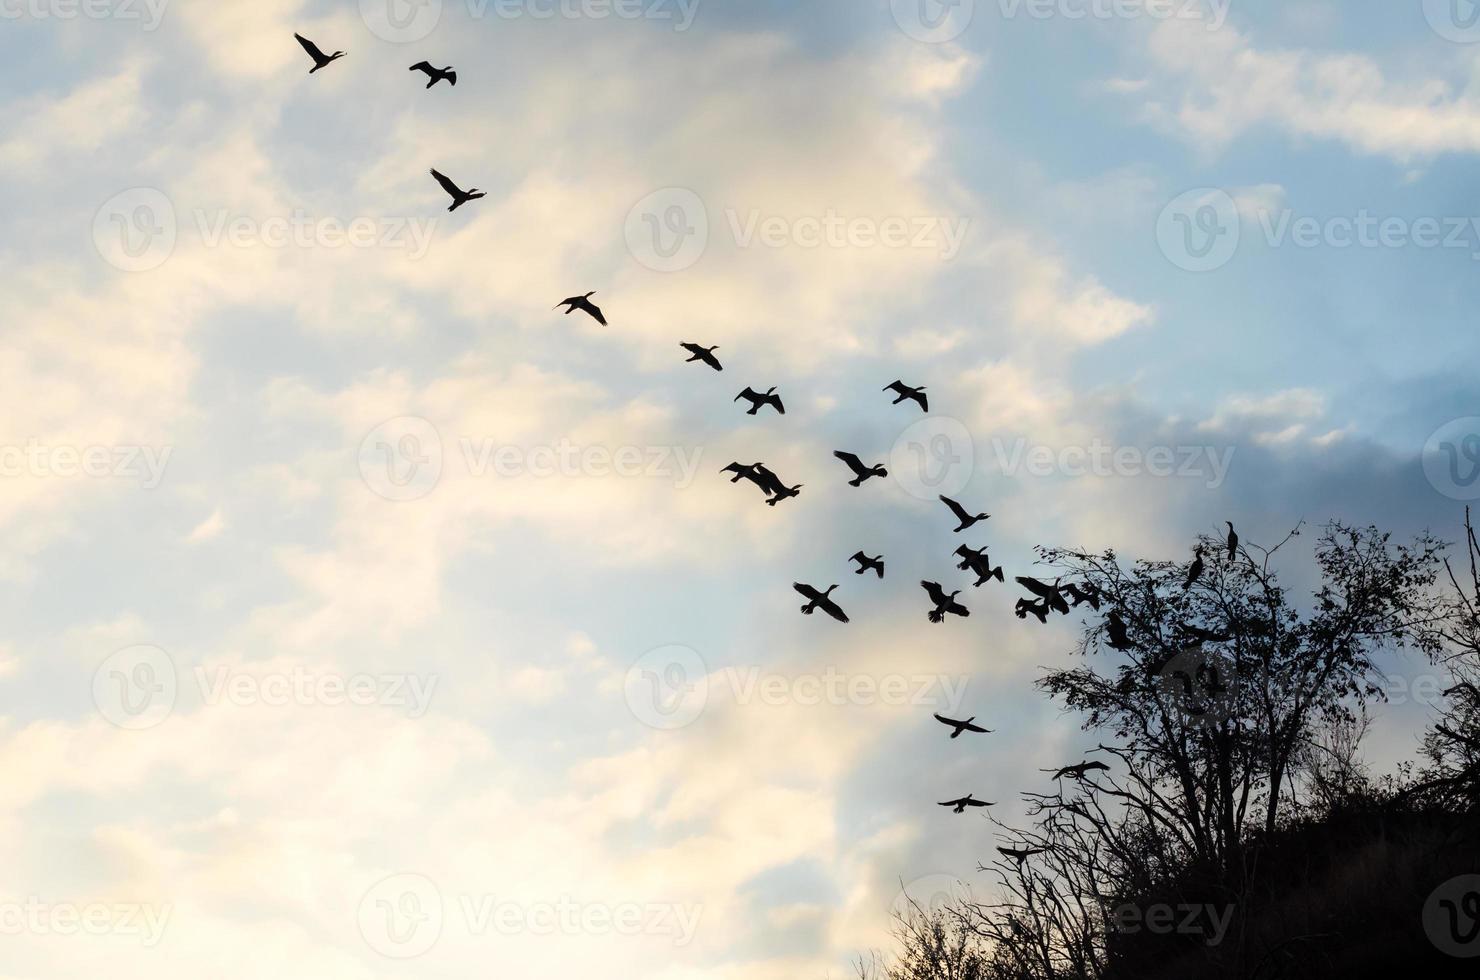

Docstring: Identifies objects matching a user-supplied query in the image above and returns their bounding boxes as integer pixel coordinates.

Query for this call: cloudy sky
[4,0,1480,976]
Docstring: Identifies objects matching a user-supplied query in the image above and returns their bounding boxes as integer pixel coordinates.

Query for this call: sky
[2,0,1480,976]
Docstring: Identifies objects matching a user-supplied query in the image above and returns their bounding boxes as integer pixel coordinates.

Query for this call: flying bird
[1053,760,1110,780]
[680,343,722,371]
[735,386,785,416]
[1016,576,1071,616]
[767,482,803,506]
[430,169,485,212]
[1015,598,1050,624]
[850,552,885,579]
[554,291,606,325]
[997,846,1049,865]
[954,545,1004,586]
[940,495,989,533]
[938,795,993,814]
[294,33,345,73]
[833,451,887,487]
[933,713,991,738]
[751,463,790,497]
[1181,624,1231,644]
[793,583,848,623]
[1226,521,1239,562]
[1063,582,1101,610]
[1184,546,1205,590]
[921,581,970,624]
[883,380,928,413]
[409,61,457,88]
[721,462,771,496]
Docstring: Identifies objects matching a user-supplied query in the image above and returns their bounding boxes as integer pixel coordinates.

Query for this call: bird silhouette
[933,713,992,738]
[793,583,848,622]
[767,482,803,506]
[1052,760,1110,780]
[1105,610,1132,651]
[680,343,722,371]
[1225,521,1239,562]
[409,61,457,87]
[850,552,885,579]
[938,795,993,813]
[997,845,1049,865]
[295,33,345,73]
[921,581,970,623]
[940,495,989,532]
[721,462,771,496]
[833,451,887,487]
[883,380,928,413]
[954,545,1005,586]
[1180,624,1231,644]
[1184,545,1205,590]
[554,291,606,325]
[430,169,485,212]
[751,463,790,497]
[1016,576,1070,616]
[735,386,784,416]
[1015,597,1050,624]
[1062,582,1101,610]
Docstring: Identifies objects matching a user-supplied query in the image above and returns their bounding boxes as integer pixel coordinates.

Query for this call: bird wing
[753,465,786,495]
[1016,576,1052,599]
[966,798,991,807]
[409,61,433,74]
[884,381,904,394]
[850,551,868,565]
[430,169,462,198]
[962,720,989,733]
[933,713,958,727]
[821,600,849,624]
[792,582,819,601]
[834,451,866,475]
[773,394,785,414]
[736,387,757,402]
[295,33,327,61]
[938,799,964,807]
[446,70,458,86]
[917,392,929,412]
[921,580,947,604]
[582,299,607,325]
[940,495,968,521]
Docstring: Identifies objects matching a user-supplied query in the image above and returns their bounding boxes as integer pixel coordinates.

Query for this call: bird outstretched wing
[430,168,462,198]
[834,451,866,476]
[410,61,433,74]
[295,33,327,61]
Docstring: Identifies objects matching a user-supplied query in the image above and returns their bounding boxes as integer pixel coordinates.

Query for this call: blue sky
[1,0,1478,977]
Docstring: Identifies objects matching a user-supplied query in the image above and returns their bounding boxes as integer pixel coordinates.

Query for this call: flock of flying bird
[291,31,1243,839]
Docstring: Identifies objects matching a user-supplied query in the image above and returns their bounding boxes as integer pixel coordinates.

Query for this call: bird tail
[991,567,1004,582]
[929,609,945,624]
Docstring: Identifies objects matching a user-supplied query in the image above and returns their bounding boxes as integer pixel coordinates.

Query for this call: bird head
[765,386,776,394]
[584,291,596,298]
[824,584,838,595]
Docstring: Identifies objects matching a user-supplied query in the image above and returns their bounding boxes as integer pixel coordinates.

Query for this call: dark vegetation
[859,514,1480,980]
